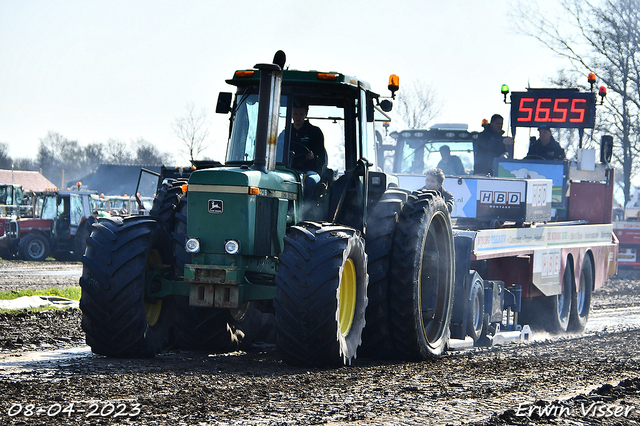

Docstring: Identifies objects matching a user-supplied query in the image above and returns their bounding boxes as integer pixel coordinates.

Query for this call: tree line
[0,132,171,188]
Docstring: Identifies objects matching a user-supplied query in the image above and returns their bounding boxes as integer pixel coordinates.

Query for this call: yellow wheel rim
[144,249,163,326]
[145,299,163,326]
[339,258,357,336]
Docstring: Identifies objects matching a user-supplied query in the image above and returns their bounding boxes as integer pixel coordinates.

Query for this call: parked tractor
[0,188,98,261]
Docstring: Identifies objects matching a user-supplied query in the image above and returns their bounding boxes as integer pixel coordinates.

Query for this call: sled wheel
[546,259,573,333]
[568,254,593,333]
[389,191,455,359]
[466,275,485,342]
[80,216,174,358]
[275,222,368,367]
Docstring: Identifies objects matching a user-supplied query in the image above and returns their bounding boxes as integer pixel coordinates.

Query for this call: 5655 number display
[510,90,596,129]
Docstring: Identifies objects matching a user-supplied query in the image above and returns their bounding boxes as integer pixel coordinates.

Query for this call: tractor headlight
[224,239,240,255]
[185,238,200,253]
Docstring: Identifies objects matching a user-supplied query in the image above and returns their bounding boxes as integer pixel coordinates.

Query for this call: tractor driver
[289,99,327,200]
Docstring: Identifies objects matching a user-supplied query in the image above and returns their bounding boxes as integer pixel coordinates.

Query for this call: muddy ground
[1,259,640,425]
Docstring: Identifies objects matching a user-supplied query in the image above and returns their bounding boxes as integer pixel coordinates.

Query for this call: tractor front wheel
[79,216,174,358]
[275,222,368,367]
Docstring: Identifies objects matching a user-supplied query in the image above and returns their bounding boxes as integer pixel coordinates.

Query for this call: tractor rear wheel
[171,196,190,276]
[275,222,368,367]
[80,216,173,358]
[568,254,593,333]
[360,196,405,359]
[73,221,92,261]
[150,178,186,232]
[19,234,50,261]
[388,191,454,359]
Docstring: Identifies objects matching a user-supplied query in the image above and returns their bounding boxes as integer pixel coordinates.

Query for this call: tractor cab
[214,63,396,229]
[0,184,25,217]
[382,125,478,190]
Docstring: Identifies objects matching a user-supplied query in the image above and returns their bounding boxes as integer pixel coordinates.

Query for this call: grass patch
[0,286,81,301]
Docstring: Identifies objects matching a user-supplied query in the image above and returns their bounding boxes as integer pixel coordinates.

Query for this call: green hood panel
[188,167,299,194]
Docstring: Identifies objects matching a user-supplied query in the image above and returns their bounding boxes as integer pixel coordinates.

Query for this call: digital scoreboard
[510,90,596,129]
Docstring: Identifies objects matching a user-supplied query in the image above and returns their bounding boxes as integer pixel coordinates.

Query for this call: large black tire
[171,196,190,276]
[388,191,455,359]
[568,254,593,333]
[544,260,573,334]
[149,178,186,232]
[359,195,405,359]
[72,221,92,261]
[523,259,573,334]
[0,248,14,260]
[18,233,50,261]
[79,216,174,358]
[275,222,368,367]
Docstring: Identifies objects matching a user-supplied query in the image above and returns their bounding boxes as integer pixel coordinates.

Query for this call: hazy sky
[0,0,570,163]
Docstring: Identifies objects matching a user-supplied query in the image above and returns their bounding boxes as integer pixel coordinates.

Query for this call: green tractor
[80,52,455,366]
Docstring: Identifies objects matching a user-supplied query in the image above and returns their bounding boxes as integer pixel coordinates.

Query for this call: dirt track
[1,260,640,425]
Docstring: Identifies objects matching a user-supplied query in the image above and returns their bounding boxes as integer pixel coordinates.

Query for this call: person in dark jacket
[526,124,566,160]
[474,114,514,176]
[437,145,466,175]
[422,168,454,213]
[288,100,326,200]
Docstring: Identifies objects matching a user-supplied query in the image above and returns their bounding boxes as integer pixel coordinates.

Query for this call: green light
[501,84,510,94]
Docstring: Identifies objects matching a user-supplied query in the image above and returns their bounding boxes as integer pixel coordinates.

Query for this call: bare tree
[103,138,132,164]
[0,142,11,169]
[37,131,85,185]
[133,138,169,165]
[512,0,640,204]
[173,102,211,163]
[12,157,38,171]
[395,80,442,129]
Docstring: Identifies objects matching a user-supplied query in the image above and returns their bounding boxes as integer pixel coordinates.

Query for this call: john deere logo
[208,199,223,214]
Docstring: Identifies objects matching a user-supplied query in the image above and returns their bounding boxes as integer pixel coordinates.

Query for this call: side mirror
[600,135,613,164]
[379,99,393,112]
[216,92,233,114]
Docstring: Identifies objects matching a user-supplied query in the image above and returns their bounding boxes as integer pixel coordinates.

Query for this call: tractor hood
[188,167,299,196]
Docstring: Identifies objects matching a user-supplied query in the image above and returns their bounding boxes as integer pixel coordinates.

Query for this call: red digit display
[534,98,552,122]
[510,90,596,129]
[570,99,586,122]
[517,98,534,122]
[551,98,568,122]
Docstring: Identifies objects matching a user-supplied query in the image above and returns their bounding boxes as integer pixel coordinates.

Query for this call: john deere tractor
[80,52,455,366]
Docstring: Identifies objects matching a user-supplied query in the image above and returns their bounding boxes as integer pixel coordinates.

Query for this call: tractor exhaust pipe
[252,51,285,173]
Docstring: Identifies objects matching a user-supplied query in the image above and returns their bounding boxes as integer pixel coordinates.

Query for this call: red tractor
[0,189,98,261]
